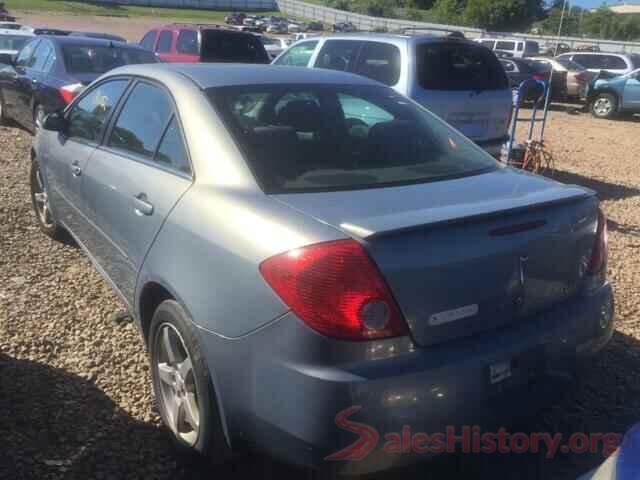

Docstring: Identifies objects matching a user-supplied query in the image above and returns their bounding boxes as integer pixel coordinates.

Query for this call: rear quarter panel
[137,187,347,338]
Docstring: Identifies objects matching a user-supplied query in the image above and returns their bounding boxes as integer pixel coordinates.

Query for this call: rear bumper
[196,283,614,475]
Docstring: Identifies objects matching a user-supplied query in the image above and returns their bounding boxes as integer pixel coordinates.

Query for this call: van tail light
[260,239,408,341]
[59,83,84,104]
[586,209,608,276]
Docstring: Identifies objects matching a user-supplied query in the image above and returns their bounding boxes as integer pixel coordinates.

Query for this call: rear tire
[30,160,65,240]
[591,93,617,119]
[149,300,230,466]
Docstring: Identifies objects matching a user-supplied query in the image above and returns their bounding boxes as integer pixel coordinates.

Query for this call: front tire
[149,300,229,465]
[591,93,617,119]
[30,160,64,240]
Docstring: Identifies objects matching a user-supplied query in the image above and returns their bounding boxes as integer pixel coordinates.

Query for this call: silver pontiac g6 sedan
[31,64,613,475]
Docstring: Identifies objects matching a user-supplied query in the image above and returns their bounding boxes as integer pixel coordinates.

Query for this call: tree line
[320,0,640,40]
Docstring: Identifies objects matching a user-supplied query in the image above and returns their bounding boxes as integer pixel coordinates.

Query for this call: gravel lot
[1,103,639,478]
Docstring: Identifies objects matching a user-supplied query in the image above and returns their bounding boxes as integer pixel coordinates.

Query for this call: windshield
[0,35,30,51]
[416,42,509,91]
[63,44,157,73]
[209,84,498,193]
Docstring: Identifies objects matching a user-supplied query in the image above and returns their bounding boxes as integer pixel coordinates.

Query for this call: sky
[570,0,638,8]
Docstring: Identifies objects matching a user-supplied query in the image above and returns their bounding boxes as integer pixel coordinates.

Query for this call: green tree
[463,0,544,31]
[431,0,465,24]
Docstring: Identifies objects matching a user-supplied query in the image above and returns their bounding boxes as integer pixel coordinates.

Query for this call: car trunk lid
[273,168,598,347]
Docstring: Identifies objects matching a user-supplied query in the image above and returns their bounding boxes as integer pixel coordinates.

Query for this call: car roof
[562,51,627,57]
[38,35,145,49]
[107,63,383,89]
[309,32,477,46]
[0,28,34,37]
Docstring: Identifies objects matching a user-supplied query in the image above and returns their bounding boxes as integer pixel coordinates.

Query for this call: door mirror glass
[42,112,68,132]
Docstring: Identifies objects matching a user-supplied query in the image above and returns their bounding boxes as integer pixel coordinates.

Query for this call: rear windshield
[416,42,509,91]
[208,84,497,193]
[201,30,269,63]
[556,58,585,71]
[0,35,30,51]
[62,45,157,73]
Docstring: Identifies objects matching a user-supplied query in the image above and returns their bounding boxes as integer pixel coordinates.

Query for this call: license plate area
[486,347,546,393]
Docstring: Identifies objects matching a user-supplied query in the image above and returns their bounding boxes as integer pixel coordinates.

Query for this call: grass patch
[4,0,279,21]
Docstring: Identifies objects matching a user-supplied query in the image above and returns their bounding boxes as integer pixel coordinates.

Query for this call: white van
[476,38,539,58]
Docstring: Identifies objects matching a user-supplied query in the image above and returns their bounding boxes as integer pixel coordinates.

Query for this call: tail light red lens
[532,73,549,82]
[574,72,586,83]
[59,83,84,104]
[587,209,608,275]
[259,239,408,341]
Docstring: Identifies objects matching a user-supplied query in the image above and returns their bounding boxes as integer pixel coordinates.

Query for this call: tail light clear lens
[259,240,408,341]
[59,83,84,104]
[587,209,608,276]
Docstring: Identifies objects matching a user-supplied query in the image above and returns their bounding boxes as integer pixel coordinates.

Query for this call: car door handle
[70,161,82,177]
[133,193,154,216]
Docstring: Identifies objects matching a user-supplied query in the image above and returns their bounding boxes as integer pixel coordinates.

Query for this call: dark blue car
[0,35,157,132]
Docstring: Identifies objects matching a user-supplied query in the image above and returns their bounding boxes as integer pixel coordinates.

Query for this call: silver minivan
[273,33,513,157]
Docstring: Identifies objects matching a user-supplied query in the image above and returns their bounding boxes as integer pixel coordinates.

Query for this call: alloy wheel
[32,164,54,228]
[155,323,201,446]
[593,97,613,117]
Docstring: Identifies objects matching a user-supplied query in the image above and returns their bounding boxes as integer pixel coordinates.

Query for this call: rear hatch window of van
[200,30,270,63]
[416,42,508,91]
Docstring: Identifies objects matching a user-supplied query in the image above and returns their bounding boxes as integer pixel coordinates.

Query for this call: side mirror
[42,111,68,133]
[0,53,14,66]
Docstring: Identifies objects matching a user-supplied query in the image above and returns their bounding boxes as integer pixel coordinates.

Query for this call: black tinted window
[315,40,362,72]
[496,41,515,50]
[177,30,199,55]
[68,80,128,143]
[353,42,401,86]
[417,42,508,91]
[157,31,173,53]
[210,84,497,193]
[140,30,157,50]
[63,45,157,73]
[109,83,173,158]
[603,55,627,69]
[155,117,190,174]
[200,30,269,63]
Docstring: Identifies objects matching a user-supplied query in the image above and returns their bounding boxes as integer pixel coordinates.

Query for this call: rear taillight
[532,73,549,82]
[575,72,586,82]
[586,209,608,275]
[259,239,407,341]
[59,83,84,104]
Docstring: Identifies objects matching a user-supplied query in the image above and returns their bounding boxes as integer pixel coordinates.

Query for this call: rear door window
[156,30,173,53]
[572,54,599,68]
[315,40,363,72]
[30,40,53,71]
[177,29,199,55]
[353,42,401,86]
[140,30,157,51]
[108,82,173,158]
[155,116,191,174]
[200,30,269,63]
[602,55,627,69]
[274,40,317,66]
[67,79,129,143]
[416,42,509,91]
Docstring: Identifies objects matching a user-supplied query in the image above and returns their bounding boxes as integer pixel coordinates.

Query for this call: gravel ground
[1,108,639,480]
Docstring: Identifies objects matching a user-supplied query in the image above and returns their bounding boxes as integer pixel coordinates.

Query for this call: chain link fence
[95,0,276,10]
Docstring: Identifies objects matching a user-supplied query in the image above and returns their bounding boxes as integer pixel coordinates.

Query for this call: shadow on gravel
[2,331,639,480]
[547,169,640,202]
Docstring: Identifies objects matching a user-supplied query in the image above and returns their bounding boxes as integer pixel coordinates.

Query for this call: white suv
[557,52,639,76]
[273,33,513,158]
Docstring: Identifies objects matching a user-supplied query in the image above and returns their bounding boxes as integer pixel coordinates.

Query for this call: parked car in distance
[541,41,570,56]
[529,56,592,100]
[0,36,158,132]
[476,37,539,58]
[139,24,269,64]
[273,33,513,158]
[307,21,324,31]
[287,22,306,33]
[0,21,23,31]
[557,52,639,76]
[31,62,613,477]
[69,31,127,43]
[588,68,640,118]
[500,57,567,101]
[224,12,246,25]
[332,21,357,32]
[576,44,600,52]
[266,22,288,34]
[256,35,291,60]
[33,28,71,36]
[0,28,34,63]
